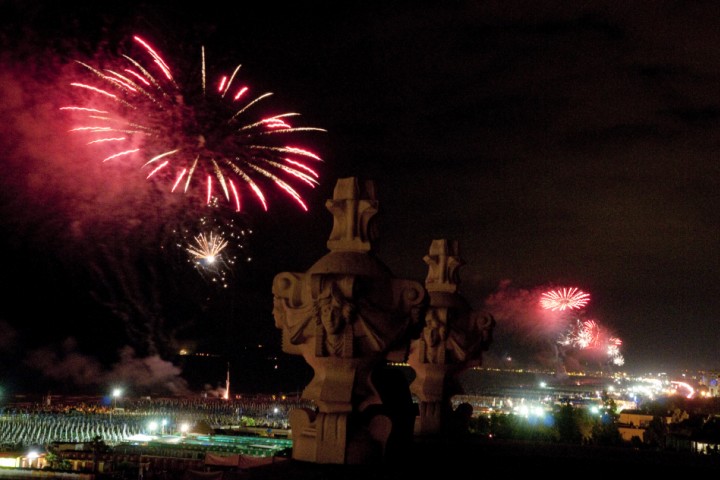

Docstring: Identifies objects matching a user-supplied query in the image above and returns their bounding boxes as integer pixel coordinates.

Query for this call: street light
[112,388,122,410]
[27,451,38,469]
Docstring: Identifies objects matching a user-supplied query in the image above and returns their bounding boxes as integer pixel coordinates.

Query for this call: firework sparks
[187,232,228,265]
[540,287,590,311]
[607,336,624,366]
[558,318,594,349]
[169,198,254,288]
[576,320,599,349]
[184,229,233,287]
[557,316,625,370]
[62,35,325,213]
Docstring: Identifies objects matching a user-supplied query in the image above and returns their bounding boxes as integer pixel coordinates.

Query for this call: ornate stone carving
[325,177,378,253]
[408,239,495,436]
[272,177,425,464]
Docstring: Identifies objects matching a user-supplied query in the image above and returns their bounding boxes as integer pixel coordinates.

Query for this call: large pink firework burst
[540,287,590,311]
[61,35,325,213]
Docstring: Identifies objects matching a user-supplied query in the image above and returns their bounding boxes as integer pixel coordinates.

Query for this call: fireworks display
[520,284,626,371]
[540,287,590,311]
[605,335,624,366]
[486,282,625,373]
[187,232,228,265]
[556,317,624,368]
[169,198,254,287]
[61,34,325,213]
[557,319,601,350]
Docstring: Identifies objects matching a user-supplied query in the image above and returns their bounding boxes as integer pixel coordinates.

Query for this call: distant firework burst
[61,34,325,213]
[540,287,590,311]
[184,230,232,286]
[557,318,625,368]
[187,232,228,265]
[558,319,601,350]
[576,320,600,349]
[169,198,254,287]
[608,337,624,366]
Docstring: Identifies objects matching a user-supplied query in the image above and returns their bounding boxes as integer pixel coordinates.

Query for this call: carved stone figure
[272,177,426,464]
[408,239,495,436]
[316,284,355,358]
[422,310,446,364]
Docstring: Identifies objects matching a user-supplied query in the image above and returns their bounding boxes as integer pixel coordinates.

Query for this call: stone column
[408,239,496,436]
[272,177,426,464]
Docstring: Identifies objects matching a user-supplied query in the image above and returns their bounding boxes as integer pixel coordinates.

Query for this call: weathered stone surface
[273,177,425,464]
[408,239,495,436]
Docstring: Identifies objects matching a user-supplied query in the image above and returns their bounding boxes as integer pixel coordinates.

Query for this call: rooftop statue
[272,177,425,464]
[408,239,495,435]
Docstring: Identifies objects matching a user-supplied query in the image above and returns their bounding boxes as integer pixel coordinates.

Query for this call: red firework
[540,287,590,311]
[61,35,325,213]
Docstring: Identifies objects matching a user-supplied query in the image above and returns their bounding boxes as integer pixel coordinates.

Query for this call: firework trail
[88,241,195,359]
[61,34,326,213]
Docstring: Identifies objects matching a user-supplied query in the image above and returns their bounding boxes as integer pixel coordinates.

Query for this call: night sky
[1,1,719,397]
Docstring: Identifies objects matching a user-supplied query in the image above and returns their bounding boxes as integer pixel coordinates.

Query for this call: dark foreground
[235,436,720,479]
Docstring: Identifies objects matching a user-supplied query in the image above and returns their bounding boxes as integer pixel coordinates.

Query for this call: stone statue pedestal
[273,177,425,464]
[408,239,495,436]
[406,360,450,435]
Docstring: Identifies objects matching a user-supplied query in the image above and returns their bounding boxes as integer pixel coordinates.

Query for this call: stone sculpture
[408,239,495,435]
[272,177,426,464]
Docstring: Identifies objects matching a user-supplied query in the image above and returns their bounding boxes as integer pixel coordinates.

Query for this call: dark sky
[0,1,719,396]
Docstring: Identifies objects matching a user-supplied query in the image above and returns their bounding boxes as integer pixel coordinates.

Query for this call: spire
[325,177,378,252]
[424,239,463,293]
